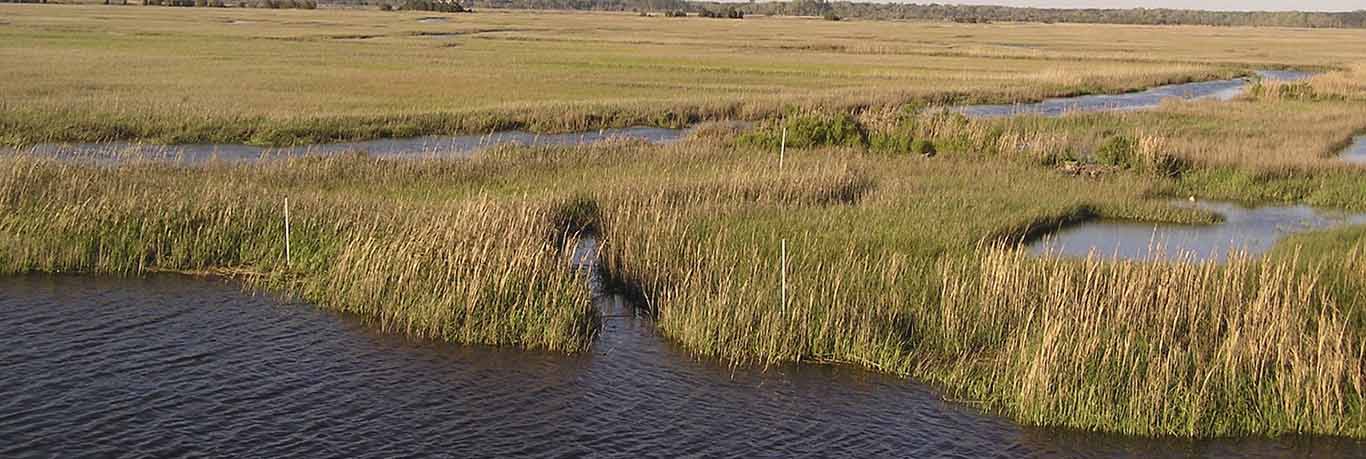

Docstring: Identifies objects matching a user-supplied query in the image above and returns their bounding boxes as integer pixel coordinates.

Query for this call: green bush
[738,112,867,150]
[1094,134,1137,168]
[869,133,913,155]
[911,139,937,157]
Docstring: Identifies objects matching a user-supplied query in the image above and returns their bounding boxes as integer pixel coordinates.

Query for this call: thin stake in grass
[780,125,788,171]
[284,196,291,268]
[780,238,788,311]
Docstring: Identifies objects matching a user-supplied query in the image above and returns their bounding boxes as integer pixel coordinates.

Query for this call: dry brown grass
[934,245,1365,436]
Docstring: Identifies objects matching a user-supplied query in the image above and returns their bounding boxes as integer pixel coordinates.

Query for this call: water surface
[958,70,1314,119]
[1028,200,1366,262]
[6,71,1316,163]
[12,127,689,163]
[3,275,1363,457]
[1341,135,1366,165]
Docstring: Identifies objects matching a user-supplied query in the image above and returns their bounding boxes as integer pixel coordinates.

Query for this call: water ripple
[0,275,1361,457]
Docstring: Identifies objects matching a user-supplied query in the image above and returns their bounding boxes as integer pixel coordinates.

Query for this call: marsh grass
[4,6,1341,146]
[2,11,1365,434]
[2,126,1364,437]
[0,154,598,351]
[931,245,1365,437]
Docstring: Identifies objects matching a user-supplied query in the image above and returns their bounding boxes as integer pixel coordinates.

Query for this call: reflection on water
[1028,200,1366,262]
[1342,135,1366,165]
[957,70,1314,119]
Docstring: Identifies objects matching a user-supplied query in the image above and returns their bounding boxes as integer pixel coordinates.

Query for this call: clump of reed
[1251,64,1366,102]
[930,244,1366,437]
[0,154,598,352]
[1093,132,1187,177]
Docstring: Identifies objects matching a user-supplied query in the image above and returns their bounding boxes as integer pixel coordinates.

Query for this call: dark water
[10,127,689,163]
[1028,200,1366,262]
[957,70,1314,119]
[3,249,1365,456]
[1343,135,1366,165]
[3,276,1363,458]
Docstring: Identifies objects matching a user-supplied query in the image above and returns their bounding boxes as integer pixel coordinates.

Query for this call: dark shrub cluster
[396,0,467,12]
[698,7,742,19]
[143,0,313,7]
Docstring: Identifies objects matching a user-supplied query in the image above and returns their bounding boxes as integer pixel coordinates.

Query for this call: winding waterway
[4,275,1365,457]
[6,70,1312,162]
[10,126,692,163]
[4,69,1362,455]
[1027,200,1366,262]
[956,70,1314,119]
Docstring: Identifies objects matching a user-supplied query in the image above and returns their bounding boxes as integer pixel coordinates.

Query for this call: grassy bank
[10,5,1366,145]
[0,154,599,351]
[3,3,1366,440]
[3,125,1364,436]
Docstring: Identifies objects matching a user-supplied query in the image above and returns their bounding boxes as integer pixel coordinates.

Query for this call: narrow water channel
[957,70,1314,119]
[2,240,1362,456]
[6,71,1312,162]
[1027,200,1366,262]
[1342,135,1366,165]
[9,126,691,163]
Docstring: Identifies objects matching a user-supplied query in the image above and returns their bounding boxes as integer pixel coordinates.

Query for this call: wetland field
[2,4,1366,457]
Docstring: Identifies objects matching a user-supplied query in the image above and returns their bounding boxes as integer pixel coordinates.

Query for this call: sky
[929,1,1363,12]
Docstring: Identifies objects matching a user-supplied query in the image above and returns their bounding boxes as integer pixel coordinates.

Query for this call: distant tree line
[469,0,685,12]
[462,0,1366,29]
[729,0,1366,28]
[380,0,468,11]
[141,0,318,8]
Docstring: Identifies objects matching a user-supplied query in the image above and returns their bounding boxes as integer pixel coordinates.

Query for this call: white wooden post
[780,239,788,311]
[284,197,292,268]
[780,126,787,171]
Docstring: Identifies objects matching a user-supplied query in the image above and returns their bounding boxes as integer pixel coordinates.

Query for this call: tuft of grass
[0,154,598,351]
[930,244,1366,437]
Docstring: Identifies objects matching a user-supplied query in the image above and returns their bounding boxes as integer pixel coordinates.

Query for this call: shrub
[911,139,937,157]
[1094,133,1186,177]
[822,11,841,21]
[397,0,466,12]
[869,133,913,155]
[700,7,742,19]
[1135,134,1187,177]
[738,112,867,150]
[1094,134,1137,168]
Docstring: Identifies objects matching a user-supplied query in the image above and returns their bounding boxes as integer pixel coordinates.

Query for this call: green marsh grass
[7,5,1358,145]
[2,6,1366,437]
